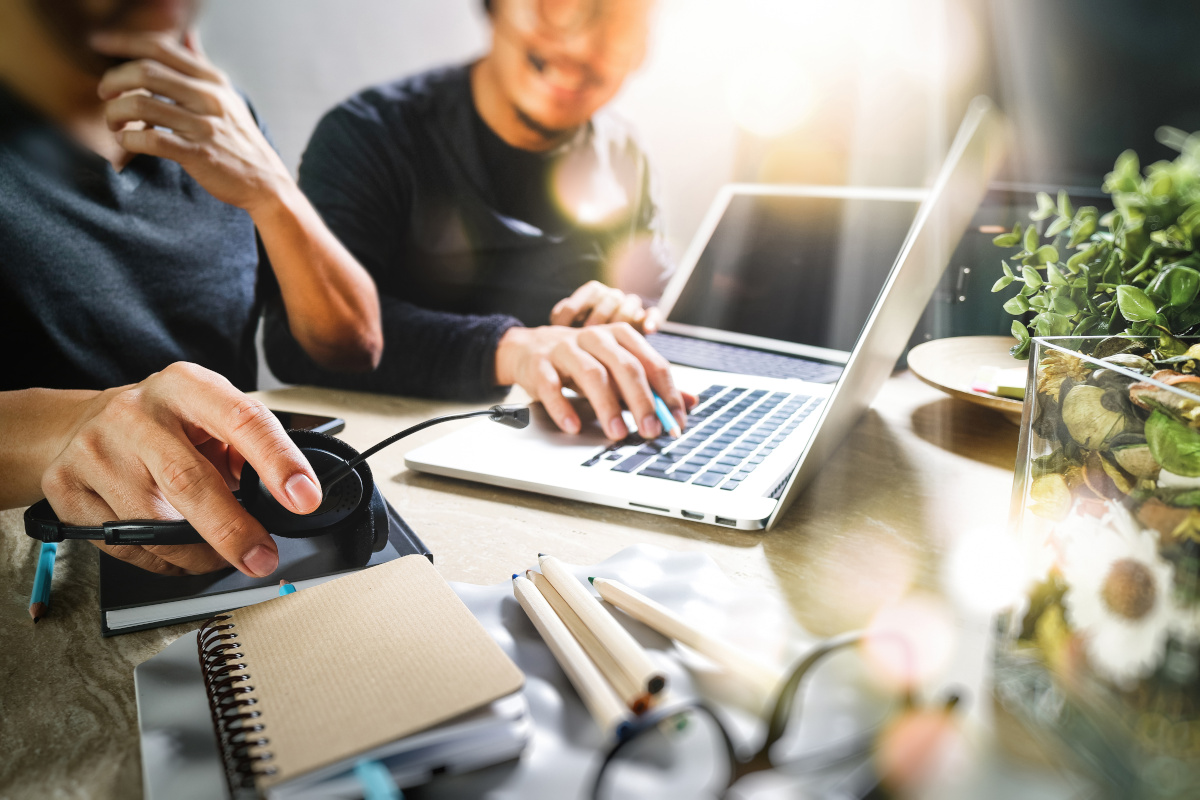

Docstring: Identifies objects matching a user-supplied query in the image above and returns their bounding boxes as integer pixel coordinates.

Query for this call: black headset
[24,405,530,556]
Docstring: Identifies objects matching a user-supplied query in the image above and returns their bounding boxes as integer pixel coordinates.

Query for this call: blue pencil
[29,542,57,623]
[651,392,681,439]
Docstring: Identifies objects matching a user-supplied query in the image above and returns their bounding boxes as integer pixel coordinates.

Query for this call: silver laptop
[406,98,1008,531]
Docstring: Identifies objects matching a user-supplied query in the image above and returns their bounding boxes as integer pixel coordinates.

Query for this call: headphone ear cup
[253,430,379,563]
[367,485,390,553]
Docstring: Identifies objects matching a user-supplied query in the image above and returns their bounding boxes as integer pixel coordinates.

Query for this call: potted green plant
[994,130,1200,796]
[992,127,1200,359]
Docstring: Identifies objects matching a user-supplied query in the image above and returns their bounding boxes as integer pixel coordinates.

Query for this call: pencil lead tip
[587,576,594,584]
[538,552,547,558]
[511,573,518,580]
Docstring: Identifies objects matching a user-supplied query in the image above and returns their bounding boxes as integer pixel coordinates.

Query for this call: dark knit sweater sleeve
[263,87,520,400]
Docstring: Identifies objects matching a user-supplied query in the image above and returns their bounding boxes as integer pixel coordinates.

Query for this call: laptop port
[630,502,670,513]
[681,510,704,521]
[714,516,738,527]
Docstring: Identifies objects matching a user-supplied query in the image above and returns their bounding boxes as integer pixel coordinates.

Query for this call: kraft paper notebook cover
[197,554,525,796]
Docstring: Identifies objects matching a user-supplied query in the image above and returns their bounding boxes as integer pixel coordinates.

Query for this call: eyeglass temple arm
[738,631,867,777]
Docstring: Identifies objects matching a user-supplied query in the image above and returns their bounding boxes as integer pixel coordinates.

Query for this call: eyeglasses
[591,632,934,799]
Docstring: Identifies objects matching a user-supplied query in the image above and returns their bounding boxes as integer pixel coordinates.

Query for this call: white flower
[1060,504,1176,689]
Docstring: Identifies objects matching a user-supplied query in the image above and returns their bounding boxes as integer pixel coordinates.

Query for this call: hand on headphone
[39,362,322,577]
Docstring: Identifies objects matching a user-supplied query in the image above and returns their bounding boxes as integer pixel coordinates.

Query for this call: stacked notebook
[102,501,429,635]
[136,555,527,799]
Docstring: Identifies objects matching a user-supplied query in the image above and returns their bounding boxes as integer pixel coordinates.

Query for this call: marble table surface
[0,372,1031,798]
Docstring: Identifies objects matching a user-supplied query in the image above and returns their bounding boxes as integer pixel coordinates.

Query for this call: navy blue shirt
[264,64,671,401]
[0,84,267,392]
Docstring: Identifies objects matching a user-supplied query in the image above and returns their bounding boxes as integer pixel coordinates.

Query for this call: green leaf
[1046,263,1067,286]
[1057,189,1073,219]
[1033,312,1072,337]
[1024,223,1040,252]
[1002,261,1014,278]
[992,275,1014,292]
[1036,245,1060,264]
[1031,191,1057,221]
[1028,294,1048,311]
[1066,244,1099,272]
[1011,320,1031,341]
[1022,265,1043,290]
[1147,264,1200,309]
[1147,410,1200,477]
[1003,294,1030,314]
[992,232,1021,247]
[1046,216,1071,237]
[1051,295,1078,315]
[1116,285,1158,322]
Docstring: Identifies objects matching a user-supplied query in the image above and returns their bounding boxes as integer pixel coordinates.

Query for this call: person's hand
[41,363,323,577]
[550,280,663,334]
[92,30,291,214]
[495,323,693,439]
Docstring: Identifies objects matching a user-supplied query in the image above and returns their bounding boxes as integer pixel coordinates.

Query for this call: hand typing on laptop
[494,322,693,440]
[0,363,322,578]
[550,281,664,334]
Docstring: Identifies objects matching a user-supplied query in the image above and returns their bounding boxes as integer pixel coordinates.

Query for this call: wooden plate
[907,336,1026,424]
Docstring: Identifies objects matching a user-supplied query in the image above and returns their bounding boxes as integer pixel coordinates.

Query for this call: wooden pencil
[527,570,651,714]
[538,555,666,696]
[590,576,782,697]
[512,575,629,739]
[29,542,57,623]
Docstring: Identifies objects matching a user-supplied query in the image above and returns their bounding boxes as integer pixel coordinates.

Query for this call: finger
[98,59,220,113]
[138,428,280,578]
[43,431,228,574]
[115,127,198,162]
[577,327,660,438]
[643,306,664,334]
[609,324,688,430]
[89,31,221,82]
[531,359,581,435]
[550,281,605,327]
[583,288,624,326]
[196,438,238,490]
[613,293,648,329]
[105,92,208,136]
[551,341,628,440]
[91,541,190,577]
[149,364,321,515]
[183,28,207,60]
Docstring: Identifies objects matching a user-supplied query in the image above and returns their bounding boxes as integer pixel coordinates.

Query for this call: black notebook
[99,500,430,635]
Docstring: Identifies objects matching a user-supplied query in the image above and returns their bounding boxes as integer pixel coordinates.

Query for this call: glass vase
[996,335,1200,798]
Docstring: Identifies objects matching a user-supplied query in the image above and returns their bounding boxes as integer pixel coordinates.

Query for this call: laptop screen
[667,193,919,353]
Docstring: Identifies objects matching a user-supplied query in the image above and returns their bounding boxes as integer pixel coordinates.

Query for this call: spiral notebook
[196,555,525,797]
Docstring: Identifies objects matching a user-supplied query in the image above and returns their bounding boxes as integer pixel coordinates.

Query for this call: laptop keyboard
[581,385,824,492]
[647,332,845,384]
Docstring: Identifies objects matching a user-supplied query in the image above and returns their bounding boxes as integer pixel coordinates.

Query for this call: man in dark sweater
[0,0,384,577]
[266,0,692,442]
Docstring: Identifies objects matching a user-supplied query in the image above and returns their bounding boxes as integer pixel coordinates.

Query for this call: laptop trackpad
[529,394,636,445]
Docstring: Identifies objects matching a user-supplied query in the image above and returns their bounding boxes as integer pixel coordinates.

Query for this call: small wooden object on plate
[907,335,1026,424]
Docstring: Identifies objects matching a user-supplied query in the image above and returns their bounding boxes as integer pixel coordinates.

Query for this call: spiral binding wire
[198,615,278,796]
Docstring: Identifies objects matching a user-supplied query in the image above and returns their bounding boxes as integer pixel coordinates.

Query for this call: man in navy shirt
[266,0,693,443]
[0,0,384,578]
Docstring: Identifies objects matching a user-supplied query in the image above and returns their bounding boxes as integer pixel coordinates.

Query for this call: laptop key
[640,468,688,482]
[707,464,733,474]
[693,472,724,488]
[612,452,653,473]
[673,462,702,475]
[698,447,723,458]
[717,457,742,467]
